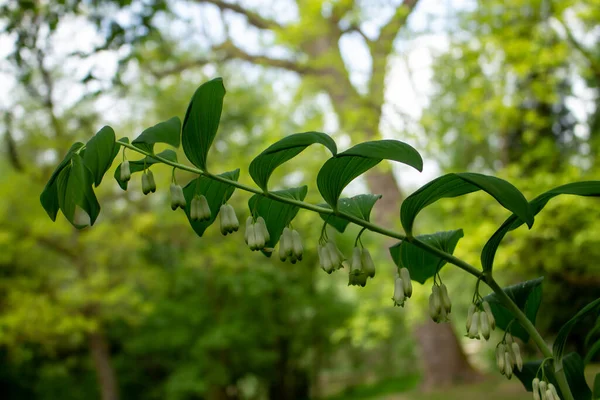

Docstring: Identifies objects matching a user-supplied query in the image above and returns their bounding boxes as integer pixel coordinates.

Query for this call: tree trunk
[88,331,120,400]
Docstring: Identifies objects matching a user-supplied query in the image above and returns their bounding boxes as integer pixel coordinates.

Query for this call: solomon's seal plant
[39,78,600,400]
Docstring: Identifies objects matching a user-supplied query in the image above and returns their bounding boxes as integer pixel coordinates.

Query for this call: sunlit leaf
[83,126,117,187]
[131,116,181,153]
[317,140,423,208]
[56,153,100,228]
[182,78,225,170]
[481,181,600,273]
[389,230,464,284]
[249,131,337,190]
[400,172,534,236]
[40,142,84,221]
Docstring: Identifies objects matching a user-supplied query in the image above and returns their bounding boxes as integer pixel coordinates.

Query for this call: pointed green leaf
[131,116,181,153]
[584,340,600,365]
[400,172,534,236]
[40,142,84,221]
[554,298,600,369]
[114,149,178,190]
[182,169,239,237]
[182,78,225,170]
[83,126,117,187]
[482,277,543,342]
[56,153,100,228]
[249,131,337,190]
[248,186,308,256]
[317,140,423,208]
[481,181,600,273]
[318,194,382,233]
[515,353,591,400]
[389,230,464,284]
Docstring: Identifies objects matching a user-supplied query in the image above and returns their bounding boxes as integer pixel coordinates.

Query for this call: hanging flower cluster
[495,332,523,379]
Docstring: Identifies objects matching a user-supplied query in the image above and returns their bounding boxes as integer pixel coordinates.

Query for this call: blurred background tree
[0,0,599,399]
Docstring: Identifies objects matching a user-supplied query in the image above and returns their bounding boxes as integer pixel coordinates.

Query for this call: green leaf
[182,78,225,170]
[553,298,600,369]
[40,142,84,221]
[83,126,117,187]
[114,149,178,190]
[515,353,591,400]
[318,194,382,233]
[248,186,308,256]
[481,181,600,273]
[400,172,534,236]
[131,116,181,153]
[317,140,423,208]
[389,230,464,284]
[482,277,543,342]
[249,131,337,190]
[182,169,239,237]
[56,153,100,228]
[593,373,600,399]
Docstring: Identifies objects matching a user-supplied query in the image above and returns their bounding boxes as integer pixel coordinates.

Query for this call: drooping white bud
[545,389,554,400]
[256,217,270,242]
[219,205,230,235]
[512,342,523,371]
[146,170,156,193]
[318,244,333,273]
[496,344,505,373]
[279,233,290,262]
[190,196,201,221]
[142,172,152,195]
[326,241,344,270]
[120,160,131,182]
[291,229,303,260]
[468,311,480,338]
[480,311,490,340]
[226,205,239,232]
[440,283,452,314]
[399,268,412,297]
[548,383,560,400]
[466,304,476,333]
[539,380,548,395]
[170,183,186,210]
[244,216,253,244]
[282,227,293,257]
[504,351,513,379]
[533,377,541,400]
[393,277,405,307]
[482,301,496,330]
[361,248,375,278]
[197,195,210,220]
[350,247,362,273]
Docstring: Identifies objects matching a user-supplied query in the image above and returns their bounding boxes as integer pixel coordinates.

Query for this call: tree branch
[195,0,281,30]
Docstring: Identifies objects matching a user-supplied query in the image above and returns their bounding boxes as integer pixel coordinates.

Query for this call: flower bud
[170,183,185,210]
[540,389,548,400]
[253,223,265,250]
[548,383,560,400]
[197,195,210,220]
[466,304,476,333]
[219,205,231,235]
[318,244,333,273]
[244,216,253,244]
[190,196,201,221]
[512,342,523,371]
[482,301,496,330]
[504,352,513,379]
[361,248,375,278]
[533,378,541,400]
[539,380,547,395]
[142,172,152,195]
[282,228,293,256]
[120,160,131,182]
[326,241,344,270]
[496,344,505,373]
[429,288,443,322]
[393,277,405,307]
[480,311,490,340]
[468,311,480,338]
[279,234,290,262]
[291,229,303,260]
[146,169,156,192]
[227,205,239,232]
[257,217,270,242]
[247,224,257,250]
[348,270,367,287]
[350,247,362,273]
[545,390,554,400]
[400,268,412,297]
[440,283,452,314]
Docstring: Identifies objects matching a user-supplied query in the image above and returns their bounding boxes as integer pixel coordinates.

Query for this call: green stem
[116,140,573,398]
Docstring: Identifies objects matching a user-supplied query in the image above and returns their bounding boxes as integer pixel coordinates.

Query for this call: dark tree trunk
[88,331,120,400]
